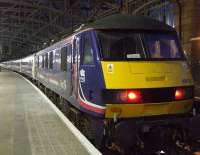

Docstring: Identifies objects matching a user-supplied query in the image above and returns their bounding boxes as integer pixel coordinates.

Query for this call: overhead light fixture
[190,37,200,41]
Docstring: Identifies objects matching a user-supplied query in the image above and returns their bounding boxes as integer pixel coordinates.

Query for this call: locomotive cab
[75,15,194,120]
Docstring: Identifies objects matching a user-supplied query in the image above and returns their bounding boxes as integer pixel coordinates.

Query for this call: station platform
[0,70,101,155]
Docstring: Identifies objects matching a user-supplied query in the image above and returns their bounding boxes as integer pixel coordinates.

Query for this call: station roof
[0,0,172,61]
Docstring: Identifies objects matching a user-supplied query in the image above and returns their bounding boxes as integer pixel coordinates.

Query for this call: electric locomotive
[1,14,194,154]
[73,14,194,153]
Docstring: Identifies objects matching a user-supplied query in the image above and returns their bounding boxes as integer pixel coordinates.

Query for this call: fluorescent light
[190,37,200,41]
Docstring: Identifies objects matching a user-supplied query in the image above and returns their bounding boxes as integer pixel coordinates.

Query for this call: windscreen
[97,30,184,60]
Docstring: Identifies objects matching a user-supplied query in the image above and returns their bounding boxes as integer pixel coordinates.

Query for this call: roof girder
[0,0,64,15]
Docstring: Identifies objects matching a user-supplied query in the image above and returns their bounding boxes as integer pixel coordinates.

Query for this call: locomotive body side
[35,37,73,102]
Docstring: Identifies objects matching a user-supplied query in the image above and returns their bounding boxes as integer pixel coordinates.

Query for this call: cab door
[79,32,98,104]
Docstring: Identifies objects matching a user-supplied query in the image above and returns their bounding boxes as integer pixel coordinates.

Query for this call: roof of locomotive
[35,14,177,56]
[80,14,175,32]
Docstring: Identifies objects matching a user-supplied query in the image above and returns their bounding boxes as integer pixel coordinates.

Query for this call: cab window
[82,34,94,65]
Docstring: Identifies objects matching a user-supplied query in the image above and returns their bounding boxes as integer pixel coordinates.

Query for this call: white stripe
[49,78,59,86]
[16,72,102,155]
[79,80,105,110]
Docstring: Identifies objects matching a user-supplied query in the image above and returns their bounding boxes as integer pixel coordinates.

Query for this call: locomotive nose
[128,62,172,74]
[101,61,193,89]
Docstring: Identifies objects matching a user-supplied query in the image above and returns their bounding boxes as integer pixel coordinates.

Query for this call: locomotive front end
[96,30,194,119]
[96,29,194,153]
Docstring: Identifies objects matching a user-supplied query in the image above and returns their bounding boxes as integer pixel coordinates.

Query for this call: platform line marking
[17,73,102,155]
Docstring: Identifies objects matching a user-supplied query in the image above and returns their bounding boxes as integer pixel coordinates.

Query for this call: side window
[42,55,45,68]
[39,56,42,69]
[67,44,72,72]
[29,60,32,66]
[74,37,80,64]
[45,53,48,69]
[83,34,94,65]
[54,49,60,71]
[49,52,53,69]
[67,44,72,64]
[37,56,39,67]
[61,46,67,71]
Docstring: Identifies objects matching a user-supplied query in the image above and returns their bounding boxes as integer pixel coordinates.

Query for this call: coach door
[61,44,73,96]
[72,35,81,98]
[66,44,73,96]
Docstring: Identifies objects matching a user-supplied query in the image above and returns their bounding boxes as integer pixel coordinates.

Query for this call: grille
[142,88,174,103]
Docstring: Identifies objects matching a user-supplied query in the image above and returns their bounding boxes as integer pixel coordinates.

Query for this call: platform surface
[0,70,90,155]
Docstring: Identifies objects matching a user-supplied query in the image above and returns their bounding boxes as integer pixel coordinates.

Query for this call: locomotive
[1,14,194,154]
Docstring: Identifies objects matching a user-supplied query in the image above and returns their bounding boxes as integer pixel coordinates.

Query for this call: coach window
[61,46,67,71]
[40,55,43,68]
[37,56,39,68]
[67,44,72,64]
[45,53,48,69]
[42,55,45,68]
[82,34,94,65]
[49,52,53,69]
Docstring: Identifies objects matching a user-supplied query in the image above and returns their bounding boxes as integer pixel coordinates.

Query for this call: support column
[190,1,200,83]
[175,0,200,83]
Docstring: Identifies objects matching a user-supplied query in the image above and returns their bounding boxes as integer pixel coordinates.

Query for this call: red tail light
[120,90,142,103]
[175,88,185,100]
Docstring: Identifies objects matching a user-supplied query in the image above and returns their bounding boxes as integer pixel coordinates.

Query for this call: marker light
[128,92,137,100]
[120,90,142,103]
[175,88,185,100]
